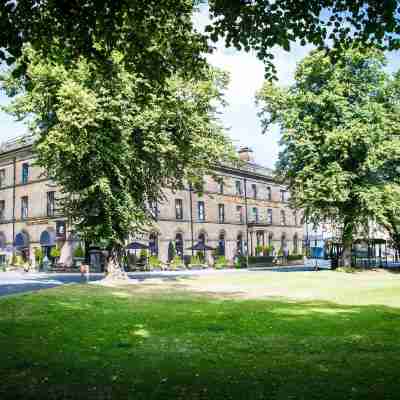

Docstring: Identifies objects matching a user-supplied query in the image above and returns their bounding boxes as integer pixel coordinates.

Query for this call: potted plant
[170,255,185,270]
[50,246,61,265]
[73,244,85,268]
[34,247,44,270]
[148,255,161,270]
[214,255,228,269]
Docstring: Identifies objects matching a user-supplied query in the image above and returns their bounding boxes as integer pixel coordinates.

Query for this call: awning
[40,230,56,246]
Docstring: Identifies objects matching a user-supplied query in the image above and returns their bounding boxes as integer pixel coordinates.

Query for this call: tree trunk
[104,247,129,281]
[341,218,354,268]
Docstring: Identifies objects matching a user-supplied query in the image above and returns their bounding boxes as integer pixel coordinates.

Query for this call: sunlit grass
[1,283,400,399]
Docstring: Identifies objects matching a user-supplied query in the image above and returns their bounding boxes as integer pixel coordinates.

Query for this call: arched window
[149,232,158,256]
[236,233,244,255]
[175,233,184,258]
[218,232,226,256]
[293,234,299,254]
[268,232,273,247]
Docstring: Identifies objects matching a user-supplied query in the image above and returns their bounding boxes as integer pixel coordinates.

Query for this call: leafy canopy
[256,47,400,240]
[2,47,235,249]
[1,1,400,80]
[207,0,400,79]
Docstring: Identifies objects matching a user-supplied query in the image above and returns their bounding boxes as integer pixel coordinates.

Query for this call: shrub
[278,248,284,257]
[170,255,184,270]
[34,247,43,264]
[190,255,203,266]
[196,251,205,262]
[263,245,274,256]
[50,246,61,259]
[139,249,148,260]
[149,255,161,269]
[215,256,227,269]
[255,244,263,256]
[74,245,85,258]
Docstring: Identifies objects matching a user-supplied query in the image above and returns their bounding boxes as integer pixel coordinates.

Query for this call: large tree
[1,1,400,80]
[256,47,400,266]
[1,47,235,277]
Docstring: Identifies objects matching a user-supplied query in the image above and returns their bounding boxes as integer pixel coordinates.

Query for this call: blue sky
[1,5,400,168]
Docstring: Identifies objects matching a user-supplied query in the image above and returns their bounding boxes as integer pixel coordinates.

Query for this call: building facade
[0,136,303,267]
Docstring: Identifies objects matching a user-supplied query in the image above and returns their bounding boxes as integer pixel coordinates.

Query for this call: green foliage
[1,46,235,254]
[207,1,400,79]
[73,245,85,259]
[263,245,274,256]
[190,255,203,266]
[0,1,208,84]
[196,251,205,263]
[215,256,227,269]
[257,47,400,265]
[50,246,61,259]
[255,244,263,256]
[148,255,161,269]
[170,255,184,270]
[277,248,284,257]
[139,249,148,260]
[34,247,43,264]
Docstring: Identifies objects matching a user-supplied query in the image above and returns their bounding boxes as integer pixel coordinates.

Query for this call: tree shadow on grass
[1,287,400,399]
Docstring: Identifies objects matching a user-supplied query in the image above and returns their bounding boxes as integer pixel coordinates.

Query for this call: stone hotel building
[0,135,303,267]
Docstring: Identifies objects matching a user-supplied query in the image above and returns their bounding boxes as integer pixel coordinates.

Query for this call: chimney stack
[238,146,254,162]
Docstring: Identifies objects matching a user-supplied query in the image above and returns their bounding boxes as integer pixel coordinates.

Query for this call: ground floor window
[218,233,225,256]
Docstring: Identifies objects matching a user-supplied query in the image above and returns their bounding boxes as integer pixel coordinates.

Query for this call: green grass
[1,283,400,399]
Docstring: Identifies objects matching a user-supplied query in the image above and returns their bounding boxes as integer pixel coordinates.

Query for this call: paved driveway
[0,271,105,297]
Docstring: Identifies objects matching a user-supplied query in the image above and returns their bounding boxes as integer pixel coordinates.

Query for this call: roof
[0,134,276,179]
[0,134,35,155]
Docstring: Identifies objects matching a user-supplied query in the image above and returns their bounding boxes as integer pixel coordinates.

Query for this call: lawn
[1,271,400,399]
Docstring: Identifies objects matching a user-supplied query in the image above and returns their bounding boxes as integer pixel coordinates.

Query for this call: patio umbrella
[187,242,216,251]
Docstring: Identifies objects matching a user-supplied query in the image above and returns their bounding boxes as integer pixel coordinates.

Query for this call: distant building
[0,136,303,267]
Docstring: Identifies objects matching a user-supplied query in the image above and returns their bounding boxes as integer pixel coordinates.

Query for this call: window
[218,204,225,223]
[21,196,28,219]
[280,189,286,202]
[175,199,183,220]
[47,191,55,217]
[267,209,273,224]
[235,180,242,196]
[22,163,29,184]
[251,183,257,199]
[149,201,159,219]
[0,200,5,220]
[219,180,224,195]
[280,210,286,225]
[198,201,205,221]
[237,205,244,223]
[267,186,272,201]
[0,169,5,188]
[268,233,273,246]
[252,207,259,223]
